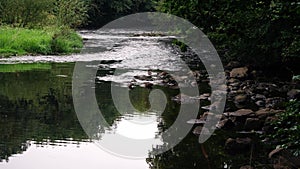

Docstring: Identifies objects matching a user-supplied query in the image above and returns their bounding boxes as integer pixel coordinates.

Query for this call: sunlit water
[0,29,181,169]
[0,29,271,169]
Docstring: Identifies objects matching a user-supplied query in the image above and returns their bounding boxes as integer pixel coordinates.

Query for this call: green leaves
[156,0,300,68]
[0,0,90,28]
[86,0,156,28]
[52,0,90,28]
[268,99,300,156]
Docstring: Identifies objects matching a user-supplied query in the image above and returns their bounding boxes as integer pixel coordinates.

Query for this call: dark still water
[0,30,271,169]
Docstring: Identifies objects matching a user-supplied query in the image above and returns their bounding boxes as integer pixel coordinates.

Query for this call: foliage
[156,0,300,68]
[50,27,83,54]
[0,0,89,28]
[293,75,300,81]
[87,0,156,28]
[0,0,54,28]
[268,99,300,156]
[52,0,90,28]
[0,27,83,56]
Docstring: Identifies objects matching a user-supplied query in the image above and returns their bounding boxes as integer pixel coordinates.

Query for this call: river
[0,29,271,169]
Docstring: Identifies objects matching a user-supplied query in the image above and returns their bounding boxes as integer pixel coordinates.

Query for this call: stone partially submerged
[187,119,206,125]
[229,109,254,117]
[192,126,211,136]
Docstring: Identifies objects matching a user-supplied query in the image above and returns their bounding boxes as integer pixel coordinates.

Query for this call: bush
[52,0,90,28]
[0,0,89,29]
[268,99,300,156]
[156,0,300,68]
[50,28,83,54]
[0,27,83,56]
[0,0,54,28]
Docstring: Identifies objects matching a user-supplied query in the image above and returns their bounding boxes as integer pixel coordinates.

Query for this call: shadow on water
[0,28,276,168]
[0,62,273,168]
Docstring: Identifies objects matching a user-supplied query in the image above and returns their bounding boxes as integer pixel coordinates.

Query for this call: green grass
[0,63,51,72]
[0,27,83,57]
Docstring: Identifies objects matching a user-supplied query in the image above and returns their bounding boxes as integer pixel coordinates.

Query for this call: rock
[226,61,241,70]
[244,118,261,130]
[229,109,254,117]
[287,89,300,99]
[225,137,252,154]
[240,165,253,169]
[234,94,248,104]
[143,82,153,89]
[269,148,300,169]
[230,67,248,79]
[269,148,284,158]
[172,94,198,104]
[254,82,279,96]
[201,102,222,111]
[187,119,206,124]
[265,97,286,109]
[216,119,235,129]
[255,100,265,107]
[227,78,240,84]
[255,94,266,100]
[255,108,272,119]
[265,116,279,124]
[193,126,210,135]
[199,93,210,100]
[134,75,153,81]
[230,82,241,88]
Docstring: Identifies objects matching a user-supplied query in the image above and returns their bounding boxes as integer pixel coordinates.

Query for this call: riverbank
[128,42,300,168]
[0,27,83,57]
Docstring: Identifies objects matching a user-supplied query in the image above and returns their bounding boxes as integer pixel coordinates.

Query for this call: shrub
[268,99,300,156]
[0,0,54,28]
[156,0,300,68]
[50,28,83,54]
[52,0,90,28]
[0,27,83,56]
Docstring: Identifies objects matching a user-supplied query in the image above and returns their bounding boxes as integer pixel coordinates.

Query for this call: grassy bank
[0,27,83,57]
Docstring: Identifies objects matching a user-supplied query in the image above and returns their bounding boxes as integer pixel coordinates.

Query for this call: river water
[0,30,270,169]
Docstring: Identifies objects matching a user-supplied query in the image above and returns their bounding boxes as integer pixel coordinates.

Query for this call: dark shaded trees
[156,0,300,70]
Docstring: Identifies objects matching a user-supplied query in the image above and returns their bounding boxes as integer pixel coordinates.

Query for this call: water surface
[0,29,271,169]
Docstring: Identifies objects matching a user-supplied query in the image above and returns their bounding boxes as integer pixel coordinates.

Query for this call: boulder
[187,119,206,125]
[255,100,265,107]
[244,118,261,130]
[240,165,253,169]
[225,137,252,155]
[230,67,248,79]
[255,108,271,119]
[134,75,153,81]
[265,97,286,109]
[287,89,300,99]
[216,119,235,129]
[234,94,248,104]
[226,61,241,70]
[227,78,240,84]
[269,148,300,169]
[193,126,210,136]
[229,109,254,117]
[172,94,199,104]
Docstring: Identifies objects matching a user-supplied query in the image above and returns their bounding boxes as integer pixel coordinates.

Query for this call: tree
[156,0,300,69]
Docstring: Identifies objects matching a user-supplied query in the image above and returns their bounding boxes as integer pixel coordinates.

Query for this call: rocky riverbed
[128,44,300,169]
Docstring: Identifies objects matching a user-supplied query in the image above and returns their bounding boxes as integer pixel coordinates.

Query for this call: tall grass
[0,27,83,57]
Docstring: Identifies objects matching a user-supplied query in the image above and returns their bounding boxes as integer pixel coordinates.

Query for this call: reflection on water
[1,141,149,169]
[0,29,272,169]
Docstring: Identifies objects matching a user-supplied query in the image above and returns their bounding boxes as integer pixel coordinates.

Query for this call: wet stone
[230,67,248,79]
[225,137,252,155]
[244,118,261,131]
[229,109,254,117]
